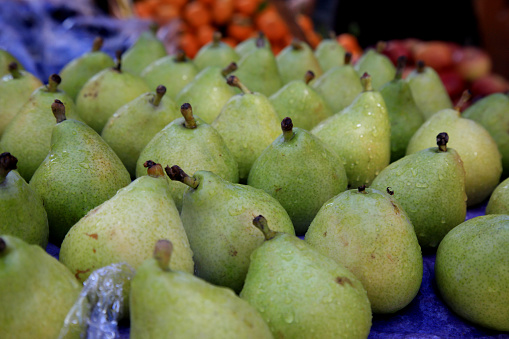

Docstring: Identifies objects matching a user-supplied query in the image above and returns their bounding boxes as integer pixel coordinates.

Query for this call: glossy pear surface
[485,176,509,215]
[315,38,346,72]
[354,49,396,90]
[276,41,323,84]
[193,39,240,71]
[122,31,167,76]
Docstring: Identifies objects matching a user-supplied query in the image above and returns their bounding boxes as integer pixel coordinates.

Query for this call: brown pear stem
[386,187,394,195]
[304,71,315,85]
[221,62,238,77]
[376,41,386,53]
[180,103,197,129]
[149,23,159,34]
[361,73,373,92]
[281,117,294,141]
[253,215,278,241]
[115,50,122,72]
[328,31,337,40]
[0,238,6,255]
[153,240,172,271]
[165,165,199,189]
[212,32,222,47]
[227,75,252,94]
[52,100,66,123]
[8,62,22,79]
[437,132,449,152]
[144,161,165,178]
[416,60,425,73]
[395,56,406,80]
[152,85,166,107]
[358,185,367,193]
[0,152,18,183]
[174,49,187,62]
[92,37,103,52]
[344,52,352,65]
[291,39,303,50]
[47,74,61,92]
[454,90,471,113]
[256,33,265,48]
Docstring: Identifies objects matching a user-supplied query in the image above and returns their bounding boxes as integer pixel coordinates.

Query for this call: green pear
[76,51,150,133]
[312,52,363,114]
[122,28,167,76]
[270,71,333,131]
[30,100,131,245]
[136,103,239,211]
[305,186,423,314]
[379,56,425,162]
[60,162,193,283]
[59,37,115,101]
[371,133,467,248]
[0,49,22,77]
[312,73,391,188]
[315,32,346,72]
[235,31,271,57]
[0,74,79,181]
[193,32,240,71]
[435,214,509,331]
[406,60,453,120]
[248,118,347,235]
[0,235,81,339]
[0,62,42,136]
[166,166,294,293]
[141,50,199,99]
[240,216,372,339]
[176,62,239,123]
[276,39,323,85]
[212,76,280,181]
[462,92,509,178]
[354,42,396,90]
[485,176,509,215]
[130,240,273,339]
[101,85,180,177]
[232,35,282,96]
[0,153,48,247]
[406,92,502,206]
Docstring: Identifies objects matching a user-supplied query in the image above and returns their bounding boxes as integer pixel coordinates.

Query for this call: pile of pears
[1,29,509,337]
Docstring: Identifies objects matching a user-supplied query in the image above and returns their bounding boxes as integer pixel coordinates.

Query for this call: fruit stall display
[1,0,508,338]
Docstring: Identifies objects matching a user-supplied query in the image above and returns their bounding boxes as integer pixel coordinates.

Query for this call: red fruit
[383,40,412,65]
[470,74,509,97]
[439,70,466,98]
[413,41,454,71]
[453,47,492,82]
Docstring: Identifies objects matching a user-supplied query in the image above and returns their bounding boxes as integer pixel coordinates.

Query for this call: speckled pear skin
[354,49,396,90]
[193,40,240,71]
[269,80,333,131]
[485,177,509,214]
[277,41,323,85]
[312,63,363,113]
[463,93,509,178]
[176,66,239,123]
[305,188,423,314]
[59,174,193,283]
[76,68,150,133]
[371,146,467,248]
[0,86,78,181]
[406,109,502,206]
[315,38,346,72]
[30,119,131,245]
[406,64,453,120]
[130,257,273,339]
[240,233,372,339]
[101,92,180,177]
[435,215,509,331]
[0,170,48,248]
[141,55,199,99]
[247,128,347,235]
[312,80,391,188]
[212,92,280,180]
[136,117,238,211]
[0,69,42,136]
[0,235,81,339]
[59,50,114,101]
[122,31,167,76]
[180,171,295,293]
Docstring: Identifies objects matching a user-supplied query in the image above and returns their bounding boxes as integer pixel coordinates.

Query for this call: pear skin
[354,42,396,90]
[277,40,323,85]
[122,29,167,76]
[194,32,240,71]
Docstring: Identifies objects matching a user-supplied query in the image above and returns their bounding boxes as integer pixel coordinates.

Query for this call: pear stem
[376,41,386,53]
[0,238,6,255]
[360,73,373,92]
[291,39,303,50]
[344,52,352,65]
[256,33,265,48]
[114,50,122,72]
[47,74,61,93]
[253,215,278,241]
[0,152,18,184]
[174,49,187,62]
[152,85,166,107]
[153,240,172,271]
[281,117,294,141]
[8,62,22,79]
[227,75,252,94]
[180,103,197,129]
[304,70,315,85]
[386,187,394,195]
[212,32,222,47]
[144,161,165,178]
[52,100,67,123]
[416,60,425,73]
[92,37,104,52]
[358,185,367,193]
[437,132,449,152]
[395,56,406,80]
[454,90,471,113]
[221,62,238,77]
[165,165,200,189]
[328,30,337,39]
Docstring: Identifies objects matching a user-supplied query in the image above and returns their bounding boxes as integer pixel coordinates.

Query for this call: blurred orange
[212,0,235,25]
[222,37,238,48]
[337,33,362,59]
[255,7,289,42]
[196,25,215,46]
[228,15,255,41]
[179,32,200,57]
[184,1,212,27]
[297,14,313,33]
[161,0,187,10]
[154,3,180,24]
[235,0,260,16]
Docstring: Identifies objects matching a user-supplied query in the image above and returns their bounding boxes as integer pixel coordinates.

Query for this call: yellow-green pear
[193,32,240,71]
[315,32,346,72]
[485,176,509,215]
[354,42,396,90]
[277,39,323,85]
[122,28,167,76]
